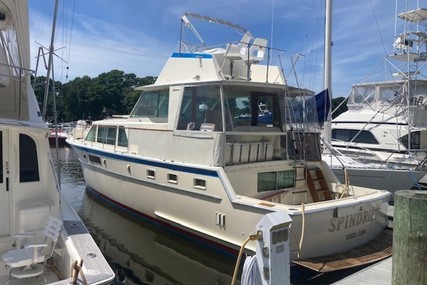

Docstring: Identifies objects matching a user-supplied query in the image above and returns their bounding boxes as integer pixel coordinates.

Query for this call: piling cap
[395,190,427,200]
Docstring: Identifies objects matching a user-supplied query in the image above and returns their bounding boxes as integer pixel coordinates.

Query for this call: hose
[231,231,262,285]
[298,203,305,259]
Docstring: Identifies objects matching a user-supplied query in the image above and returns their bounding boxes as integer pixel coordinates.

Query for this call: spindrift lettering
[328,207,378,232]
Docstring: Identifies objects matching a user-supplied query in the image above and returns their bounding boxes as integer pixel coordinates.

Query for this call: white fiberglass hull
[71,143,390,261]
[332,167,427,193]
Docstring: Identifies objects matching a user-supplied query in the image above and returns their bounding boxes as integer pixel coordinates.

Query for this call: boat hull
[332,167,427,193]
[71,143,391,261]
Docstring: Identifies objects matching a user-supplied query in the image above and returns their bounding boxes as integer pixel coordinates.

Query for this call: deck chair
[225,32,253,77]
[2,216,62,285]
[226,32,253,60]
[248,38,268,63]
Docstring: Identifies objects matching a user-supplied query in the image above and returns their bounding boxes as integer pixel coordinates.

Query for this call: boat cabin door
[0,129,11,238]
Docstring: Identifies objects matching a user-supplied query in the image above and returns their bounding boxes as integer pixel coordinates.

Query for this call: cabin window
[167,173,178,184]
[400,131,421,150]
[129,89,169,118]
[89,155,102,164]
[223,85,281,131]
[19,134,40,182]
[96,127,116,145]
[349,86,375,105]
[378,86,403,104]
[257,170,295,192]
[332,129,379,144]
[146,169,155,179]
[85,126,96,142]
[117,126,128,147]
[177,85,223,131]
[194,178,206,190]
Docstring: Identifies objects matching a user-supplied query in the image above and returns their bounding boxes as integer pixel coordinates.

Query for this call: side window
[85,126,96,142]
[129,89,169,118]
[118,126,128,147]
[332,129,378,144]
[19,134,40,182]
[177,85,222,131]
[107,128,116,145]
[97,127,107,143]
[96,127,117,145]
[258,170,295,192]
[223,86,280,130]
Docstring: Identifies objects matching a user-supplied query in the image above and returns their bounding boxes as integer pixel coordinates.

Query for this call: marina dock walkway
[332,257,392,284]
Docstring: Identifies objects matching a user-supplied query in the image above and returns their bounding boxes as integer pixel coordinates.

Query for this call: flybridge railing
[178,12,291,84]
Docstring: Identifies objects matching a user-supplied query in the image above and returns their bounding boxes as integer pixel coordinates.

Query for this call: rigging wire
[270,0,274,52]
[296,0,323,92]
[369,0,388,64]
[58,0,75,83]
[65,0,76,82]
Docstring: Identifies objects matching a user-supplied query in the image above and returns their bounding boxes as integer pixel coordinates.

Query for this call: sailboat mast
[323,0,333,144]
[41,0,59,121]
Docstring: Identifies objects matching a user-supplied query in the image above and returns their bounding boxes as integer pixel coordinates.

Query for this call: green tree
[61,76,94,121]
[123,75,156,113]
[33,71,157,121]
[31,75,63,122]
[331,96,348,119]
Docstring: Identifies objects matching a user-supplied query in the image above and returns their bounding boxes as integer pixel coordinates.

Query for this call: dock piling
[392,190,427,285]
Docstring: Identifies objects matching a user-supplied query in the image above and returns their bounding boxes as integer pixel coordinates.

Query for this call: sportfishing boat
[329,3,427,185]
[0,1,114,284]
[67,13,391,268]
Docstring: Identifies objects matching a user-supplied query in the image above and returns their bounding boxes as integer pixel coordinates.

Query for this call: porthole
[194,178,206,190]
[167,173,178,184]
[147,169,155,180]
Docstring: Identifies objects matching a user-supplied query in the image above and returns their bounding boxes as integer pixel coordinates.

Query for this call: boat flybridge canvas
[328,4,427,190]
[68,13,391,270]
[0,1,114,284]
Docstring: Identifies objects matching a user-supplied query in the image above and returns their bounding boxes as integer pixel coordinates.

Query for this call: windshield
[223,85,282,131]
[129,89,169,118]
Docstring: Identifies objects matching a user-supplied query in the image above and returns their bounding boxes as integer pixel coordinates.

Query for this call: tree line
[33,69,347,123]
[33,69,156,123]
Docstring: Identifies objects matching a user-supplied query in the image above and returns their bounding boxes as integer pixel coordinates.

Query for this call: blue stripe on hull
[72,144,218,177]
[171,52,213,59]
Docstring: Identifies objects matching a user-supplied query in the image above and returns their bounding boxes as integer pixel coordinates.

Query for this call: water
[53,147,365,285]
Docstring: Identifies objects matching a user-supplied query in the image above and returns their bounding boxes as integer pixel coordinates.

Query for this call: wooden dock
[331,257,392,285]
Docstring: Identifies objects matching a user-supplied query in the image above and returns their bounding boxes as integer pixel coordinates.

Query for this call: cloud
[28,0,413,99]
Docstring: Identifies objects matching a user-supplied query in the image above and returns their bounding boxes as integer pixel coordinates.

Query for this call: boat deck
[293,228,393,272]
[0,197,115,285]
[294,205,394,272]
[0,259,60,285]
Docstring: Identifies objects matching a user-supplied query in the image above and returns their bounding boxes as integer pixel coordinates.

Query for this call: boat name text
[328,207,378,232]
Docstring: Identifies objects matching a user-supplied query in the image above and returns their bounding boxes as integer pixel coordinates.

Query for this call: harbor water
[54,147,371,285]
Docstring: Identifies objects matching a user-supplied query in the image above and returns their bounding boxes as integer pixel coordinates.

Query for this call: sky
[27,0,409,98]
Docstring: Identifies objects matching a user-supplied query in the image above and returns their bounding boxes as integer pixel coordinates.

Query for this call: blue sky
[28,0,406,98]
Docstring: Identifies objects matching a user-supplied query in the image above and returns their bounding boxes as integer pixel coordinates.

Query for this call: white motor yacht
[67,13,391,270]
[325,2,427,192]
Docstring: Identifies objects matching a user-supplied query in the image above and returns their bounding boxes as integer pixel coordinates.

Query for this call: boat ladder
[305,167,334,202]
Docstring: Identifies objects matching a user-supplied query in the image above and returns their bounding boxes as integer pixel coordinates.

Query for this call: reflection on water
[53,148,237,285]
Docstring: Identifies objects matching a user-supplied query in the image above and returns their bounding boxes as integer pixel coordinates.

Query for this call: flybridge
[154,12,286,85]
